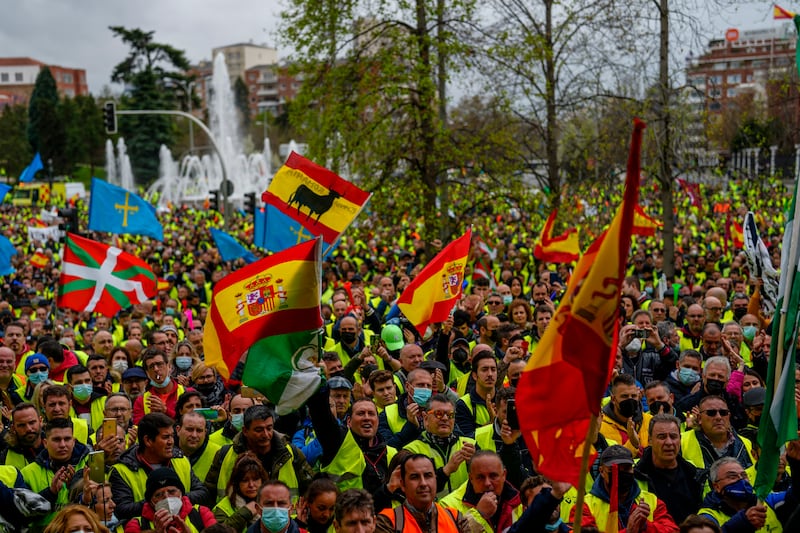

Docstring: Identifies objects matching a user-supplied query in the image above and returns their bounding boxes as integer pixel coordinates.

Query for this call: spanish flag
[30,251,49,269]
[262,152,371,246]
[397,228,471,335]
[204,238,324,414]
[632,204,662,236]
[533,210,580,263]
[774,4,795,19]
[517,119,644,485]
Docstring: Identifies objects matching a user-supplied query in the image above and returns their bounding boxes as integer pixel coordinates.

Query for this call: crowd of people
[0,175,798,533]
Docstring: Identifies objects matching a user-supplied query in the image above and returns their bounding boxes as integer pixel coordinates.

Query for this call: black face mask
[340,332,357,344]
[705,379,726,395]
[733,307,748,320]
[615,470,636,495]
[489,330,499,343]
[452,348,469,365]
[195,382,216,395]
[648,401,671,415]
[617,398,639,419]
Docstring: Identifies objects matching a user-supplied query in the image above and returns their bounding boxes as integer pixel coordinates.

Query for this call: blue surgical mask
[644,286,654,296]
[175,356,193,370]
[150,375,171,388]
[412,387,432,408]
[165,308,176,316]
[231,413,244,431]
[503,295,513,305]
[28,370,48,385]
[743,325,757,342]
[722,479,756,505]
[261,507,290,533]
[544,518,563,532]
[678,367,700,386]
[73,384,93,401]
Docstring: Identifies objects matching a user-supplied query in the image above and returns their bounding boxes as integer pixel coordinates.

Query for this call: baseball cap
[450,337,470,349]
[599,445,634,466]
[328,376,353,390]
[381,324,405,351]
[122,367,148,381]
[743,387,766,407]
[25,354,50,372]
[420,360,447,373]
[145,468,184,502]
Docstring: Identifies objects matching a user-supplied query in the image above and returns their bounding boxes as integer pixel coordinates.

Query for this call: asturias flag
[57,233,157,316]
[204,238,324,415]
[0,235,17,277]
[534,210,580,263]
[261,152,370,250]
[517,119,644,485]
[397,228,471,335]
[88,178,164,241]
[18,153,43,183]
[210,228,256,264]
[0,184,11,204]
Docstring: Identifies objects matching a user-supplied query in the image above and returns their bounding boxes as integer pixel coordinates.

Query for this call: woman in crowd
[213,452,269,532]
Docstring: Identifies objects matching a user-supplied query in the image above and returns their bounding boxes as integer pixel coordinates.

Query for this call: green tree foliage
[234,76,251,133]
[109,26,192,183]
[27,67,67,173]
[61,95,106,176]
[281,0,503,240]
[0,105,33,178]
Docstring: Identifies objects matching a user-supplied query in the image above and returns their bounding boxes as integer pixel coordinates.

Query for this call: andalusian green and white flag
[756,179,800,499]
[57,233,157,316]
[204,238,324,415]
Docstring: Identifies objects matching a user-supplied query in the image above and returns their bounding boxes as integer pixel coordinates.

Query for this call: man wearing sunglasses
[403,394,476,497]
[680,395,756,493]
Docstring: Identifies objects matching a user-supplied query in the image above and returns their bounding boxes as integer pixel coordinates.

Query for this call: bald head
[706,287,728,306]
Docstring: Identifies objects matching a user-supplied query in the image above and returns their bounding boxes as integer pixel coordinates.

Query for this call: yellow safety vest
[69,396,107,433]
[215,442,300,503]
[112,456,194,504]
[458,394,491,429]
[403,436,475,497]
[321,430,396,492]
[699,505,781,532]
[190,441,220,482]
[0,465,20,487]
[383,403,407,435]
[22,454,89,525]
[584,490,658,531]
[681,429,756,495]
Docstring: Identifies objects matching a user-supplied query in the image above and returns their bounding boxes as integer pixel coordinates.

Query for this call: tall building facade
[0,57,88,107]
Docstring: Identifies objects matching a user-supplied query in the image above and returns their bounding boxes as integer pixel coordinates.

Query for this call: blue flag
[88,178,164,241]
[0,183,11,204]
[209,228,256,264]
[0,235,17,276]
[19,153,43,183]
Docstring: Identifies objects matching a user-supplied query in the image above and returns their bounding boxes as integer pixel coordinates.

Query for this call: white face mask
[112,360,128,373]
[625,338,642,353]
[156,496,183,516]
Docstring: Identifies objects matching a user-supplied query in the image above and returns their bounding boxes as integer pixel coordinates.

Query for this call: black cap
[599,445,634,466]
[450,337,470,349]
[144,468,183,501]
[743,387,766,407]
[420,360,447,373]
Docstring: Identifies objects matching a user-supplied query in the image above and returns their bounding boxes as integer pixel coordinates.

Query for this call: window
[727,88,737,97]
[14,72,22,82]
[708,75,722,85]
[709,88,722,98]
[727,74,741,84]
[63,73,72,84]
[0,73,8,82]
[709,102,722,111]
[713,62,727,70]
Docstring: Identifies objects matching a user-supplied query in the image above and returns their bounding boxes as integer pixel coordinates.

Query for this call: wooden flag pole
[571,413,599,533]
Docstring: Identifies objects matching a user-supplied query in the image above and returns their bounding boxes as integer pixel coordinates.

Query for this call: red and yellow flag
[204,238,323,380]
[517,119,644,485]
[533,210,580,263]
[397,228,471,335]
[775,4,795,19]
[262,152,371,245]
[632,204,662,236]
[30,251,49,269]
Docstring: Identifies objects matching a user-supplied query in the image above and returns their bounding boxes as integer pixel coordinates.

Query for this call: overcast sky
[0,0,781,95]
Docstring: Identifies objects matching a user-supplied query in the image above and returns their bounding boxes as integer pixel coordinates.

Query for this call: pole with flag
[755,177,800,500]
[516,119,644,530]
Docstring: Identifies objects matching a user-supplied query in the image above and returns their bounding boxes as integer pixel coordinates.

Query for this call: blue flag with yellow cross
[88,178,164,241]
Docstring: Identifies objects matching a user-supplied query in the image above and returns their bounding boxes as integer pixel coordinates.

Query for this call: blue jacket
[508,488,570,533]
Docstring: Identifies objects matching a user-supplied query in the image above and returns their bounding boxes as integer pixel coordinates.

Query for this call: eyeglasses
[28,366,48,373]
[106,407,130,414]
[429,410,455,420]
[488,300,503,305]
[701,409,730,417]
[721,471,748,482]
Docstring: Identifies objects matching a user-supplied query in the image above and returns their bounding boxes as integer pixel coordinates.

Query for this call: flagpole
[774,178,800,393]
[322,192,373,257]
[571,413,598,533]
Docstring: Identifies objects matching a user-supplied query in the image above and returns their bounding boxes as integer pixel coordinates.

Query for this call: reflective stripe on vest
[585,490,658,531]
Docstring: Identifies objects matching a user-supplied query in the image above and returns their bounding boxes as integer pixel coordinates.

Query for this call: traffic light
[103,101,117,134]
[58,208,79,236]
[210,190,220,212]
[244,192,256,216]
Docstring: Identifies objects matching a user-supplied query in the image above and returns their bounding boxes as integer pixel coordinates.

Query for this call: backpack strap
[393,505,405,533]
